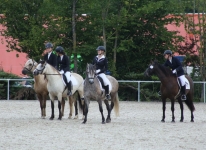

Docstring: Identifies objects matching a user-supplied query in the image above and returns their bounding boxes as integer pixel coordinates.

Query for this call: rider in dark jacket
[163,50,186,100]
[92,46,111,100]
[44,42,57,69]
[55,46,72,96]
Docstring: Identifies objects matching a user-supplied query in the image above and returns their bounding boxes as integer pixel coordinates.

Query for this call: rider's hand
[59,70,64,74]
[96,69,100,74]
[172,69,176,74]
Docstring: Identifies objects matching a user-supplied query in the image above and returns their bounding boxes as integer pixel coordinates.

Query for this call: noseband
[35,63,46,75]
[24,59,35,72]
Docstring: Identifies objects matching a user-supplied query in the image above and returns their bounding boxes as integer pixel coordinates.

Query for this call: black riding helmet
[45,42,53,49]
[55,46,64,54]
[163,50,172,55]
[96,46,105,51]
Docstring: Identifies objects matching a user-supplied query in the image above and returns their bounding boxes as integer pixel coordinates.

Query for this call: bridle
[23,59,35,72]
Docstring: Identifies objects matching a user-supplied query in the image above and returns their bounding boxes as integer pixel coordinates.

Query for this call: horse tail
[185,78,195,112]
[77,92,84,113]
[113,92,120,117]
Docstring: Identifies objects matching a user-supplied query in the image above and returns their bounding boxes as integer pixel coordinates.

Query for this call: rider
[162,50,187,101]
[92,46,111,100]
[44,42,57,69]
[55,46,72,96]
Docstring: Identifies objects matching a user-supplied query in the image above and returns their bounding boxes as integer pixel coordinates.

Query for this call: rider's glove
[59,70,64,74]
[172,69,176,74]
[96,69,100,74]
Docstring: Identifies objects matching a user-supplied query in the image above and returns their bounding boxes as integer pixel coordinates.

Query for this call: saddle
[97,76,106,91]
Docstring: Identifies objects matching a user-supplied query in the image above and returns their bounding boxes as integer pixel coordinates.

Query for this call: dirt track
[0,100,205,150]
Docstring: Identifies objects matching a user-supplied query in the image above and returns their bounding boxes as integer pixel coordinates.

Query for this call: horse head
[86,63,96,84]
[22,59,37,75]
[33,60,46,76]
[144,60,158,77]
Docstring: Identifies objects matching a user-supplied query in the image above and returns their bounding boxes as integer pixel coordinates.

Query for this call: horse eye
[29,64,32,66]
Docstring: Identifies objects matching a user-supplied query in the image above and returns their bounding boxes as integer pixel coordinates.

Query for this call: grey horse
[82,63,119,124]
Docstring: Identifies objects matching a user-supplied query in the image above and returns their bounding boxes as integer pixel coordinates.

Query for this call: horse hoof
[74,115,78,119]
[49,117,54,120]
[171,120,175,123]
[161,120,165,122]
[180,120,183,122]
[58,118,62,120]
[102,122,106,124]
[68,116,72,119]
[82,121,86,124]
[106,119,111,123]
[191,120,194,122]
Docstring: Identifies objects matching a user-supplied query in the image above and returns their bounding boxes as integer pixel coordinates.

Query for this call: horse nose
[89,79,94,84]
[33,70,38,76]
[22,69,27,75]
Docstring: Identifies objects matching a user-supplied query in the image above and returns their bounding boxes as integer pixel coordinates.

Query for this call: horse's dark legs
[50,100,55,120]
[178,98,184,122]
[110,101,114,110]
[74,99,78,117]
[61,98,65,116]
[98,101,105,124]
[58,100,62,120]
[161,99,166,122]
[82,101,88,124]
[104,100,111,123]
[171,100,175,122]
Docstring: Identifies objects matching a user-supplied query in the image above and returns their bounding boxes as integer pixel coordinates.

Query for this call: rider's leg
[99,73,111,100]
[65,72,72,96]
[179,75,186,101]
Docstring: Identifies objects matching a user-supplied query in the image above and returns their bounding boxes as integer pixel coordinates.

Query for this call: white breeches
[65,71,71,83]
[178,75,186,86]
[98,73,112,93]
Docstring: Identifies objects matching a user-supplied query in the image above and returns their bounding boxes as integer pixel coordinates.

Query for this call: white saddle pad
[61,74,78,86]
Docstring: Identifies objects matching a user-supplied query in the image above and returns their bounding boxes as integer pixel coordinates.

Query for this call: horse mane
[46,63,60,74]
[155,62,173,77]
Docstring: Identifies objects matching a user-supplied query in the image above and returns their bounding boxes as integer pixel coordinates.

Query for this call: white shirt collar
[48,52,52,59]
[96,55,105,60]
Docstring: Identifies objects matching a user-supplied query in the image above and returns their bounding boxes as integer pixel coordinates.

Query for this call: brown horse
[82,63,119,124]
[22,59,48,118]
[144,60,195,122]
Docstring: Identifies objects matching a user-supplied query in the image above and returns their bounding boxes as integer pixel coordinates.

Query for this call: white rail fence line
[0,79,205,103]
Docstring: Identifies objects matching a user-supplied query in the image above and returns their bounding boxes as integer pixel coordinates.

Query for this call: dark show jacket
[163,56,184,76]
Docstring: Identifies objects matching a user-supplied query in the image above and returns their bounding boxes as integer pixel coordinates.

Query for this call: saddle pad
[61,74,78,86]
[178,77,190,89]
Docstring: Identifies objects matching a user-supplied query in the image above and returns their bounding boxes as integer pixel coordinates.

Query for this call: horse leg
[82,100,88,124]
[74,99,78,119]
[50,100,55,120]
[37,94,43,118]
[104,100,111,123]
[42,94,47,118]
[58,100,62,120]
[98,101,105,124]
[61,98,65,117]
[177,97,184,122]
[68,96,74,119]
[161,99,166,122]
[171,99,175,122]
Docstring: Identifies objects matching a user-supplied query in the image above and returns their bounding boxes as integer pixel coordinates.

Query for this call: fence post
[7,79,10,100]
[138,81,140,102]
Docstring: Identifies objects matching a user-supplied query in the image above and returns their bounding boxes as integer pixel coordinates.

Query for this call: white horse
[33,60,84,120]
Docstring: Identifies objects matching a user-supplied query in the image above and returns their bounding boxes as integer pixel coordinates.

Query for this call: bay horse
[33,60,84,120]
[144,60,195,122]
[82,63,119,124]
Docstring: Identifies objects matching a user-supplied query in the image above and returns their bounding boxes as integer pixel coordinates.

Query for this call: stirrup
[67,91,72,96]
[181,95,186,101]
[106,94,111,100]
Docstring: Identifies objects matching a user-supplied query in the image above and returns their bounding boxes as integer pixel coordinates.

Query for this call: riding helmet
[45,42,53,49]
[96,46,105,51]
[55,46,64,54]
[163,50,172,55]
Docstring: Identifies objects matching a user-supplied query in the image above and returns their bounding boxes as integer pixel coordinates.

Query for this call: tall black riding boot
[181,85,186,101]
[105,85,111,100]
[66,81,72,96]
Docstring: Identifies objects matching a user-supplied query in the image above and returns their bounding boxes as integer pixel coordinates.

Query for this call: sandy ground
[0,100,205,150]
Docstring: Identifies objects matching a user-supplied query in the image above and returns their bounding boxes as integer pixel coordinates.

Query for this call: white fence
[0,79,206,103]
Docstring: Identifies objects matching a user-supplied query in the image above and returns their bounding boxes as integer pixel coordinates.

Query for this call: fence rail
[0,79,206,103]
